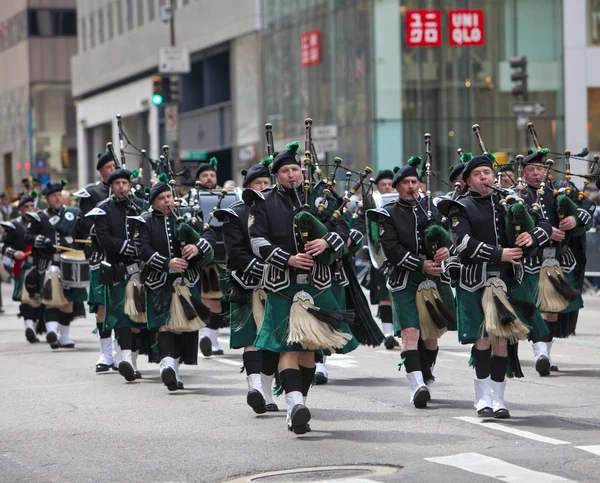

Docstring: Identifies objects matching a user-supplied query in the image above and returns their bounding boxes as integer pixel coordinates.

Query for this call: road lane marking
[455,417,571,445]
[576,445,600,456]
[211,358,242,367]
[425,452,575,482]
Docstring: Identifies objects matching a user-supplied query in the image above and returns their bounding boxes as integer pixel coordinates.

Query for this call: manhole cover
[224,464,401,482]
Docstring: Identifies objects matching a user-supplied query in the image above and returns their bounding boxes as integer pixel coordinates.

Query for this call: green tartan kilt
[511,273,550,342]
[103,281,140,330]
[65,287,88,304]
[391,276,455,335]
[518,270,583,315]
[330,282,347,310]
[559,271,583,314]
[254,283,359,355]
[88,269,104,310]
[145,283,202,329]
[369,267,391,305]
[13,273,24,302]
[229,301,257,349]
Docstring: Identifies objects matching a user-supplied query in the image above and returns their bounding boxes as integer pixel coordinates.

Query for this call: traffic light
[509,56,528,100]
[151,75,163,105]
[169,75,180,104]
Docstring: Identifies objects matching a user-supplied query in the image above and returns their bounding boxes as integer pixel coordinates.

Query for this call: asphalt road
[1,282,600,483]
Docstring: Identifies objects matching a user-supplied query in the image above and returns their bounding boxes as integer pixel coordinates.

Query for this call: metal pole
[167,0,180,174]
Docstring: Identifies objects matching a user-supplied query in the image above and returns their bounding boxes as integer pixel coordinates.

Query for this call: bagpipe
[410,134,455,339]
[523,123,580,313]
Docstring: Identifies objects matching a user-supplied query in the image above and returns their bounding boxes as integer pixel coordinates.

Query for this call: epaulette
[72,188,90,198]
[127,216,146,223]
[86,207,106,217]
[0,221,15,230]
[242,188,267,206]
[213,207,238,222]
[365,207,390,223]
[27,212,41,223]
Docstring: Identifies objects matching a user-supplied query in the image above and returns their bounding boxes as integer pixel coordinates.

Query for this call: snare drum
[60,250,90,288]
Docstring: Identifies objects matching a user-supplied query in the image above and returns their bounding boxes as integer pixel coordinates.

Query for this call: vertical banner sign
[301,29,321,67]
[449,10,485,46]
[405,10,442,47]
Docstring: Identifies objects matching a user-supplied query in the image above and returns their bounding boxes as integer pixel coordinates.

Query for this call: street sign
[159,47,191,74]
[180,150,207,161]
[312,125,338,139]
[512,102,545,116]
[35,158,46,175]
[313,139,339,152]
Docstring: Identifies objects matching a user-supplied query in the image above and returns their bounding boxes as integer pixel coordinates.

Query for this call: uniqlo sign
[405,10,441,47]
[449,10,485,46]
[301,29,321,67]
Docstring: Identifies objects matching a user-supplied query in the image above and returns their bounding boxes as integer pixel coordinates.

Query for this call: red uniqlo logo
[301,29,321,67]
[406,10,441,47]
[449,10,485,46]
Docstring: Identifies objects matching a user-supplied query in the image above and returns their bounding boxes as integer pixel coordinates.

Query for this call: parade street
[1,284,600,483]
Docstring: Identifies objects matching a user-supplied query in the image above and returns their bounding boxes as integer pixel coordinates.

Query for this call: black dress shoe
[60,342,75,349]
[161,367,178,391]
[199,336,212,357]
[118,361,137,382]
[549,363,559,372]
[211,349,224,356]
[384,336,397,350]
[314,372,328,385]
[46,331,59,350]
[112,364,119,371]
[535,356,551,377]
[25,328,38,343]
[477,407,494,417]
[288,404,311,435]
[412,386,431,409]
[494,408,510,419]
[177,381,184,390]
[134,371,142,379]
[95,363,111,373]
[266,403,279,412]
[247,389,267,414]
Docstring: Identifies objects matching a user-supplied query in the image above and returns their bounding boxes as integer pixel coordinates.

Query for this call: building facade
[72,0,264,188]
[262,0,567,189]
[0,0,77,195]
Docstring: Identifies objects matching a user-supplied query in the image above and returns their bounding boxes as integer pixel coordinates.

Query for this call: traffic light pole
[166,0,181,174]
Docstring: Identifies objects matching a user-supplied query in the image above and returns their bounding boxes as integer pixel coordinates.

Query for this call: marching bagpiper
[91,169,148,382]
[0,195,41,342]
[447,153,551,418]
[214,161,280,414]
[74,150,116,372]
[247,141,358,434]
[134,181,216,391]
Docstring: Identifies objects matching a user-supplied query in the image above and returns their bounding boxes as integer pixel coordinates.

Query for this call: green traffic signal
[151,93,163,106]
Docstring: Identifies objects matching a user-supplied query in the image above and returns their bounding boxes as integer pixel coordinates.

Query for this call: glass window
[147,0,156,21]
[107,2,114,40]
[80,17,87,51]
[28,9,77,36]
[590,0,600,45]
[126,0,134,30]
[117,0,124,35]
[137,0,144,26]
[98,7,105,43]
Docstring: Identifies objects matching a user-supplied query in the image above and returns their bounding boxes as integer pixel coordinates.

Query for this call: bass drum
[196,188,243,264]
[365,191,399,269]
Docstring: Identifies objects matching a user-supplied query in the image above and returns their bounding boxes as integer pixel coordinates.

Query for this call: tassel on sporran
[536,258,578,313]
[201,265,223,299]
[124,274,146,323]
[287,291,352,352]
[415,280,448,340]
[41,266,68,307]
[169,283,206,332]
[482,278,529,344]
[252,289,266,331]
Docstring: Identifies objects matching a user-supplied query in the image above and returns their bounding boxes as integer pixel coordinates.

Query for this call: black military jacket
[0,216,29,259]
[248,184,348,292]
[448,191,551,291]
[134,209,216,290]
[214,200,264,289]
[75,181,110,237]
[28,206,79,266]
[93,195,145,265]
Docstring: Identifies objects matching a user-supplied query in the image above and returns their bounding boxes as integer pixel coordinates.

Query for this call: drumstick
[53,244,78,252]
[74,239,92,244]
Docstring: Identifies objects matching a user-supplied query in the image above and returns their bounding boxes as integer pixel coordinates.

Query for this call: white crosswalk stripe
[425,452,575,482]
[455,417,571,445]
